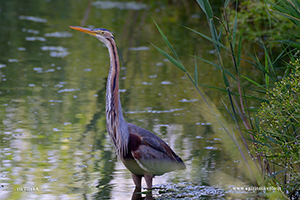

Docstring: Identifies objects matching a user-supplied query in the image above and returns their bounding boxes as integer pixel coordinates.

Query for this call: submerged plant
[255,59,300,198]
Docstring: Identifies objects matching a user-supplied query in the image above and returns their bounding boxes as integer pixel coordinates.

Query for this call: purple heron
[69,26,186,190]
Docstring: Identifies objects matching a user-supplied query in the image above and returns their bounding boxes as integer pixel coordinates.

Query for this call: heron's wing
[131,143,185,175]
[127,123,186,175]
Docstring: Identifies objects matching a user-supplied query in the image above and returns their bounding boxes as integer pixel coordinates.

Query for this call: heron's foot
[131,187,142,200]
[131,186,153,200]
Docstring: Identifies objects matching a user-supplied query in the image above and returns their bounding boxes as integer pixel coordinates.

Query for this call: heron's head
[69,26,114,45]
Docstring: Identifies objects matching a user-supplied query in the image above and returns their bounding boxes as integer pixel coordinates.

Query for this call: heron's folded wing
[127,123,186,174]
[131,137,185,175]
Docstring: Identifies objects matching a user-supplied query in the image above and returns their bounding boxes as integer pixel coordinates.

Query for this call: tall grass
[152,0,299,199]
[151,20,258,185]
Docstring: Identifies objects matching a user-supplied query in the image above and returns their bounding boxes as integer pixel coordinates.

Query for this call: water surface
[0,1,257,199]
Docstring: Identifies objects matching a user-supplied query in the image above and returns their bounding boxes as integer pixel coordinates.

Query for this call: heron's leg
[131,174,142,188]
[131,187,142,200]
[144,174,153,189]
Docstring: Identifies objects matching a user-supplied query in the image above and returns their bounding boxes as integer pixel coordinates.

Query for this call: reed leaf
[150,42,186,72]
[247,88,269,95]
[198,83,267,101]
[222,69,230,88]
[271,10,300,22]
[196,0,213,19]
[191,54,237,81]
[292,0,300,9]
[264,53,270,86]
[232,1,238,46]
[153,20,182,64]
[247,138,272,149]
[245,52,276,82]
[194,55,198,84]
[236,35,242,72]
[224,0,232,8]
[183,26,229,51]
[241,75,267,91]
[264,169,287,184]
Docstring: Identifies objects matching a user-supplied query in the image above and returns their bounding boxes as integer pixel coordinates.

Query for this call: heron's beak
[69,26,97,36]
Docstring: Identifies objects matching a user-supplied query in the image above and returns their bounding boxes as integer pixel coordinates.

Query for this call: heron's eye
[101,31,104,35]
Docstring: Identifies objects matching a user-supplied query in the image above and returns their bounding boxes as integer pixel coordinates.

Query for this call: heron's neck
[105,38,129,157]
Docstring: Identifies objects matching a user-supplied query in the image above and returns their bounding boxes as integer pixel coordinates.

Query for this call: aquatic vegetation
[154,183,225,199]
[153,0,300,199]
[226,0,295,46]
[255,60,300,198]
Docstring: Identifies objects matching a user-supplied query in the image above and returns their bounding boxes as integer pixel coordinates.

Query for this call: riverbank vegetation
[153,0,300,199]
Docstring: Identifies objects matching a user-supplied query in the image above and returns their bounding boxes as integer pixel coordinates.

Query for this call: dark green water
[0,1,259,199]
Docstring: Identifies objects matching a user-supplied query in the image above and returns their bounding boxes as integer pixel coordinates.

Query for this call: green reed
[152,0,299,199]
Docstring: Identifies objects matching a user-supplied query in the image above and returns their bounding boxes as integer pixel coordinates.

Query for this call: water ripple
[25,37,46,42]
[128,46,149,51]
[44,32,73,38]
[179,99,198,103]
[18,15,47,23]
[93,1,148,10]
[57,88,79,93]
[8,59,18,63]
[126,108,183,114]
[41,46,69,58]
[161,81,172,85]
[22,28,40,34]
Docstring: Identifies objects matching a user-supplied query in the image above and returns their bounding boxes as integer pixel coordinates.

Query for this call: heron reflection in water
[69,26,186,194]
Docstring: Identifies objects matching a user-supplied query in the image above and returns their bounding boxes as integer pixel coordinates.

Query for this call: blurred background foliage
[226,0,296,47]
